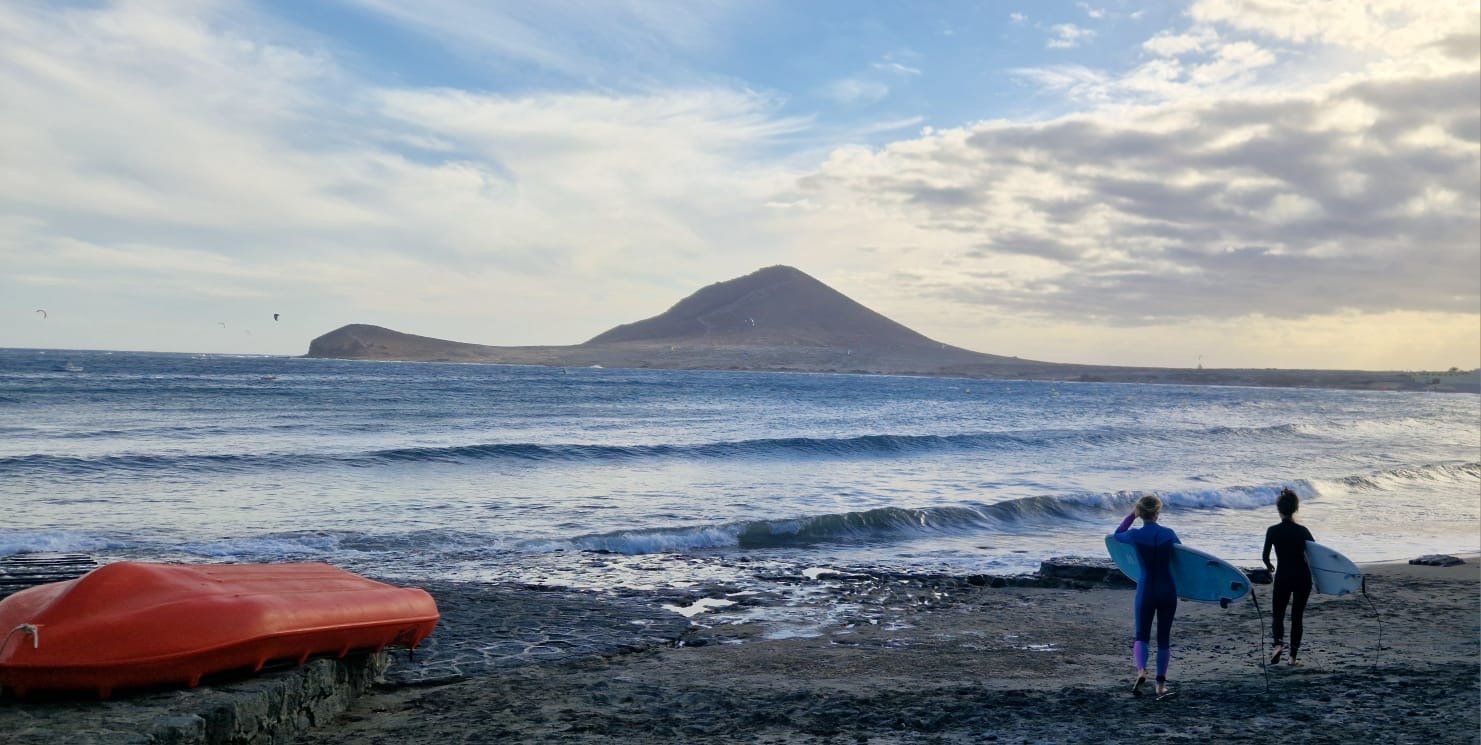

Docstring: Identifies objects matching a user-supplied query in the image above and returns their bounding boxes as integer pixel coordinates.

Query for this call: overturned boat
[0,561,438,698]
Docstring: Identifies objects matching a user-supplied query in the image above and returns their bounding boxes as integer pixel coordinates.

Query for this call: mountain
[305,266,1429,390]
[588,265,973,354]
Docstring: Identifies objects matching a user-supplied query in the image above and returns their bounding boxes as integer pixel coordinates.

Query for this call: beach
[296,558,1478,745]
[3,354,1477,744]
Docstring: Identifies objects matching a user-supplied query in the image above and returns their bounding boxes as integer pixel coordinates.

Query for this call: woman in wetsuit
[1263,487,1315,665]
[1112,494,1180,698]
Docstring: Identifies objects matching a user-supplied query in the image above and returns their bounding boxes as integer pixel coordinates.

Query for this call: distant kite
[218,322,226,328]
[35,309,46,320]
[273,313,279,322]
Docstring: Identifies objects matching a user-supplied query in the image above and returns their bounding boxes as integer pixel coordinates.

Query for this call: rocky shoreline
[2,557,1475,744]
[300,557,1477,745]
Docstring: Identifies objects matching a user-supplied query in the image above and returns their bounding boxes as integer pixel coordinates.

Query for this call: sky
[2,0,1478,371]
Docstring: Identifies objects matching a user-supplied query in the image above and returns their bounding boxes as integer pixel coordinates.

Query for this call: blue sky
[2,0,1478,369]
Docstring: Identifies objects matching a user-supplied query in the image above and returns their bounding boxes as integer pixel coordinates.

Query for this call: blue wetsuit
[1113,514,1180,682]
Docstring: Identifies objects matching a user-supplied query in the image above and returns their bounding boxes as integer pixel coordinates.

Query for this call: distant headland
[306,265,1477,393]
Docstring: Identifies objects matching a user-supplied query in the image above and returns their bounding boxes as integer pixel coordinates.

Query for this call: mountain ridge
[305,266,1457,391]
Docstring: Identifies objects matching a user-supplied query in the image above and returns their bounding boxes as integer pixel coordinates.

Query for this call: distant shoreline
[5,345,1477,394]
[302,319,1481,394]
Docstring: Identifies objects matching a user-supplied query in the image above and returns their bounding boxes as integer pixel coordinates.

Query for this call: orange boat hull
[0,562,438,698]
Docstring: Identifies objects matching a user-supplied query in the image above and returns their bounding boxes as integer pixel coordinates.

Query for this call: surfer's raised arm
[1115,512,1136,535]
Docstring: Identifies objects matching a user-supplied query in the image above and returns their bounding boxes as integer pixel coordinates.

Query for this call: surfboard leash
[1360,575,1382,672]
[1247,592,1269,692]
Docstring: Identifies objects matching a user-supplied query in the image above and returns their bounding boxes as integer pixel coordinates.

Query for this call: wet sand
[298,559,1479,745]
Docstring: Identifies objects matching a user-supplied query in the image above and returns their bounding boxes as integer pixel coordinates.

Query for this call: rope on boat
[0,623,39,652]
[0,623,39,698]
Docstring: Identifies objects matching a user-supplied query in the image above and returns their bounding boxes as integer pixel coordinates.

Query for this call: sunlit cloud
[0,0,1475,369]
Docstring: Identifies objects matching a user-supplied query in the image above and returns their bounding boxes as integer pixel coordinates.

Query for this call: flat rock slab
[1409,554,1466,567]
[0,654,385,745]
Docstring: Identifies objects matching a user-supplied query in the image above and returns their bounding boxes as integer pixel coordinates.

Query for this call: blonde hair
[1134,495,1163,521]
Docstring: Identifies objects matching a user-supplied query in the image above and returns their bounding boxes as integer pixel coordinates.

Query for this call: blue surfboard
[1105,534,1251,606]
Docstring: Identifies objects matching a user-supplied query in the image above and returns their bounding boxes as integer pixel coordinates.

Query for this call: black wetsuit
[1263,519,1315,655]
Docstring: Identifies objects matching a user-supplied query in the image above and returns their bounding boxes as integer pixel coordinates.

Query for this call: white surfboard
[1105,535,1251,607]
[1305,541,1363,596]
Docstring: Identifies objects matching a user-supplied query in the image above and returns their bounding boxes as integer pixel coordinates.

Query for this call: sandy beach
[295,558,1478,745]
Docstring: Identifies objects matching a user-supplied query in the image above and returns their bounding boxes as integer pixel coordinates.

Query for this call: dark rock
[1409,555,1464,567]
[1243,567,1273,584]
[1037,557,1136,588]
[1038,556,1117,582]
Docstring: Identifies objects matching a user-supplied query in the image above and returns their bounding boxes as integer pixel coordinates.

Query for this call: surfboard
[1305,541,1363,596]
[1105,534,1251,607]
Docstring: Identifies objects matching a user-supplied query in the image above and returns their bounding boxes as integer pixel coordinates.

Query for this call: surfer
[1113,495,1180,699]
[1263,488,1314,666]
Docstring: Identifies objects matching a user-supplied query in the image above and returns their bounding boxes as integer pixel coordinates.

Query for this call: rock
[1409,555,1465,567]
[1243,567,1273,584]
[1037,557,1135,587]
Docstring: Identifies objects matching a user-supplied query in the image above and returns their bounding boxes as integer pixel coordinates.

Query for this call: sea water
[2,348,1477,592]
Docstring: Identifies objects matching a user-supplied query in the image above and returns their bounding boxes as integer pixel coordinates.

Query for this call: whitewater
[2,348,1477,592]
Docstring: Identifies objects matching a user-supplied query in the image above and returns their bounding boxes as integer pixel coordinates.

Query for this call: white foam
[662,597,737,618]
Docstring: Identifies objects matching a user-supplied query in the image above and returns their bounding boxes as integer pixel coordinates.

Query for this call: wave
[0,423,1317,476]
[1316,462,1481,492]
[0,530,131,557]
[6,464,1469,562]
[532,462,1480,556]
[531,489,1253,555]
[0,528,507,562]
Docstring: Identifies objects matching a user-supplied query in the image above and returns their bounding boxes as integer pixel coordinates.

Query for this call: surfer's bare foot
[1155,683,1175,700]
[1269,644,1283,664]
[1288,656,1301,667]
[1132,672,1146,695]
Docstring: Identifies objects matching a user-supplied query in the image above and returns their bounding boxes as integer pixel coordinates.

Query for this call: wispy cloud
[337,0,742,83]
[1047,24,1096,49]
[872,60,923,77]
[822,78,891,105]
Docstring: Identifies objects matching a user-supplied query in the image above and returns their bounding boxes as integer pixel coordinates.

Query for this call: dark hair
[1276,487,1299,518]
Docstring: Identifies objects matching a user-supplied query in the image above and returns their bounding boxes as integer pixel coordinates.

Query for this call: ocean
[2,348,1478,596]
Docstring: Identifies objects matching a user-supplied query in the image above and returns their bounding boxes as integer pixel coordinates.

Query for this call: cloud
[822,78,891,105]
[337,0,741,83]
[872,60,922,77]
[1144,29,1220,57]
[0,0,810,348]
[1188,0,1473,54]
[1,0,1475,369]
[793,69,1479,327]
[1047,24,1097,49]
